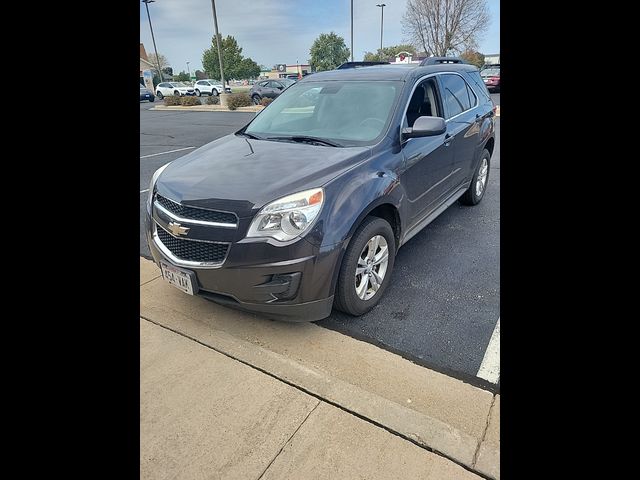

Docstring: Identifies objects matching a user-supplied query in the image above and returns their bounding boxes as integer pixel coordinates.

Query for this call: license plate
[160,262,194,295]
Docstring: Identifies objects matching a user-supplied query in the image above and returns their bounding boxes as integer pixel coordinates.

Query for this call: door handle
[443,134,455,146]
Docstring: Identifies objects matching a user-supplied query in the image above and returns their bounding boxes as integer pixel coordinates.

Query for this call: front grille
[156,225,229,263]
[155,194,237,224]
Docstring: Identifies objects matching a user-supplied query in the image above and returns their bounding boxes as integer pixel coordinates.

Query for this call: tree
[402,0,490,56]
[202,34,260,82]
[174,71,191,82]
[460,50,485,68]
[147,52,170,76]
[364,44,417,62]
[309,32,350,71]
[195,70,206,80]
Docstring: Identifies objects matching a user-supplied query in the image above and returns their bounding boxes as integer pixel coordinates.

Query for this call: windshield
[245,80,401,146]
[172,82,187,87]
[481,68,500,76]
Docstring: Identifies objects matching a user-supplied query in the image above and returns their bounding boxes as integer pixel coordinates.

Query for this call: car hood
[155,134,370,218]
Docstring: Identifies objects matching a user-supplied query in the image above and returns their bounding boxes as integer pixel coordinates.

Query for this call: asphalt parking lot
[140,94,500,389]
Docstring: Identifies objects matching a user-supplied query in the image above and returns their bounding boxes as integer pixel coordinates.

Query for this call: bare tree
[402,0,490,57]
[147,53,170,73]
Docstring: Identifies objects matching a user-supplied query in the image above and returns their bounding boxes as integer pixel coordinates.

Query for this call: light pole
[350,0,354,62]
[186,61,191,80]
[142,0,163,82]
[209,0,228,106]
[376,3,386,53]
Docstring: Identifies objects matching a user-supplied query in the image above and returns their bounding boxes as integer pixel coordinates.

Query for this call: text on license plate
[160,262,194,295]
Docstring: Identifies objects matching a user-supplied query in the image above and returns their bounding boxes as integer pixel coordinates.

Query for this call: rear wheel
[460,149,490,205]
[195,89,201,97]
[252,94,261,105]
[334,217,396,316]
[212,88,219,96]
[156,91,163,99]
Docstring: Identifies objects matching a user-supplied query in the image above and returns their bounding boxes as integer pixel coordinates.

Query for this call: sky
[140,0,500,74]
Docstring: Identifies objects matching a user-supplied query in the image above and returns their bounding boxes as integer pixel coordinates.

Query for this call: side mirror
[402,116,446,139]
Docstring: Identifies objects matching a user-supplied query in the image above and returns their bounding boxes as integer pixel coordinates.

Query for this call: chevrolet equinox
[145,63,495,321]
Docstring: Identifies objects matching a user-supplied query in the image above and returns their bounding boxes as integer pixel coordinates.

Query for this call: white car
[193,79,232,97]
[155,82,196,99]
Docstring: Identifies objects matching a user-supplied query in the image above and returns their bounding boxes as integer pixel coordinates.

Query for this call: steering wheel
[359,117,385,129]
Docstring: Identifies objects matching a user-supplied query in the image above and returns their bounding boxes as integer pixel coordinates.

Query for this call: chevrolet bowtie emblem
[168,221,190,236]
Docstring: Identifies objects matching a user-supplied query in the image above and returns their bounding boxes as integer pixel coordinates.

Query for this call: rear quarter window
[465,71,491,102]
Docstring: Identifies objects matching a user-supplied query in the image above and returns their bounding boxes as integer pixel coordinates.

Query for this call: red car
[481,66,500,92]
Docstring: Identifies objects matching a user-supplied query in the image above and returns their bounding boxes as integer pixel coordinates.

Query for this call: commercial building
[140,43,155,90]
[484,53,500,64]
[264,63,311,79]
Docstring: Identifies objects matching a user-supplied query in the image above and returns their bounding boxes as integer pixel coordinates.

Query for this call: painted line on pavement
[140,146,195,159]
[477,317,500,384]
[140,189,149,194]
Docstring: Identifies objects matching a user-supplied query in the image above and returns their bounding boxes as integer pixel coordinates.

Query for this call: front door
[400,77,456,224]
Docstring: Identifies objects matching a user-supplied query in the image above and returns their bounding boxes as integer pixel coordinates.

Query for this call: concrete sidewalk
[140,257,499,479]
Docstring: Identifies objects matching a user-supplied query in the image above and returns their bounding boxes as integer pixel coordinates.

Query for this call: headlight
[247,188,324,242]
[147,163,170,211]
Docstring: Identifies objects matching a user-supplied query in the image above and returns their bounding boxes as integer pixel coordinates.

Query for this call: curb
[140,259,498,478]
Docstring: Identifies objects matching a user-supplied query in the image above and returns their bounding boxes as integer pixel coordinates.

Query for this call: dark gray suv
[145,63,495,321]
[250,78,296,104]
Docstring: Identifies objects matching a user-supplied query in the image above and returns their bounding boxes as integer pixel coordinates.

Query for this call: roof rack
[419,57,466,66]
[336,61,390,69]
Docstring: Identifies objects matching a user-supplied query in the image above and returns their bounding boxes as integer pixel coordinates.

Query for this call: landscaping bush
[227,93,252,110]
[180,96,201,106]
[206,95,220,105]
[163,96,181,106]
[259,97,274,107]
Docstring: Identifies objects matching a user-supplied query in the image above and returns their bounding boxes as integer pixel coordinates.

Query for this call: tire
[195,89,201,97]
[212,88,218,96]
[334,216,396,316]
[149,97,155,102]
[174,90,181,97]
[156,91,163,100]
[460,149,490,205]
[252,94,261,105]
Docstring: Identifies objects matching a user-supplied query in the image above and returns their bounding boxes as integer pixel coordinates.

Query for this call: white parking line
[477,317,500,384]
[140,189,149,194]
[140,146,195,159]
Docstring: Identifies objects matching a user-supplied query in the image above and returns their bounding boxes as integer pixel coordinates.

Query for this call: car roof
[299,63,479,83]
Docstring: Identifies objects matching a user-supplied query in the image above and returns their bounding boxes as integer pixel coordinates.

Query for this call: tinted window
[466,83,477,108]
[465,71,491,101]
[440,74,471,118]
[259,81,269,87]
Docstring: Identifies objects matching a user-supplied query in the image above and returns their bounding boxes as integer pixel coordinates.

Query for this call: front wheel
[174,90,181,97]
[211,89,218,96]
[460,149,490,205]
[334,217,396,316]
[156,91,163,99]
[149,97,155,102]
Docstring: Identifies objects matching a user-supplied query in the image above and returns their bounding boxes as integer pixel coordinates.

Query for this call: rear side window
[465,71,491,102]
[440,74,471,118]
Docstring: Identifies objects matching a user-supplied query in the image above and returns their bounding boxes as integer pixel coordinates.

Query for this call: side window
[259,81,269,87]
[405,78,442,128]
[465,71,491,102]
[440,74,471,119]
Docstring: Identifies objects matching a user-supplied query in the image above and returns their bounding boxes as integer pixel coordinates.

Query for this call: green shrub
[206,95,220,105]
[259,97,274,107]
[227,93,252,110]
[180,96,200,106]
[163,96,181,106]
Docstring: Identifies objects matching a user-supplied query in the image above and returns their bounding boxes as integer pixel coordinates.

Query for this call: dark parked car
[140,85,155,102]
[480,65,500,92]
[249,78,296,104]
[146,63,495,321]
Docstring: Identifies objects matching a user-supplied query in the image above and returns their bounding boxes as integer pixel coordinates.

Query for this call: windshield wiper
[237,131,263,140]
[266,135,342,147]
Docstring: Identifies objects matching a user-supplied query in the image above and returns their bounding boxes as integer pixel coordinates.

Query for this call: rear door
[436,73,480,187]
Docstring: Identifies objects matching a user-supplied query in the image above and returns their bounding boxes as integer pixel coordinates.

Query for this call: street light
[350,0,354,62]
[142,0,163,82]
[186,61,191,79]
[209,0,228,106]
[376,3,386,52]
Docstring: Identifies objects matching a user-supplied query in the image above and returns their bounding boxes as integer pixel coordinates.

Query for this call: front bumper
[145,210,342,322]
